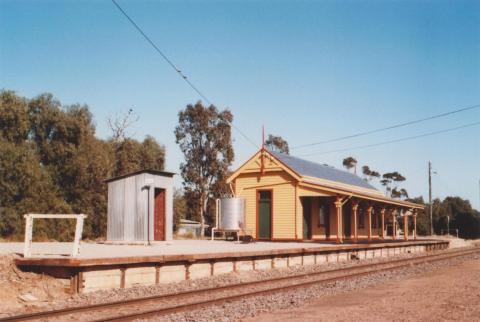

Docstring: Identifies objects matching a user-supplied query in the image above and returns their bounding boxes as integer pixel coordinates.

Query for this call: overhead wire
[111,0,259,149]
[292,103,480,150]
[296,120,480,157]
[112,0,479,153]
[111,0,210,104]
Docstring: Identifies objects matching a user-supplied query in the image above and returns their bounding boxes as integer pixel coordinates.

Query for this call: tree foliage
[361,165,380,182]
[381,171,407,198]
[0,90,165,240]
[174,102,234,237]
[407,196,480,239]
[343,156,407,199]
[107,110,164,177]
[265,134,289,154]
[172,188,187,232]
[342,156,357,172]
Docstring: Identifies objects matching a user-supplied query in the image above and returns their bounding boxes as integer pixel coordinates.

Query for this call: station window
[318,204,328,227]
[359,209,365,228]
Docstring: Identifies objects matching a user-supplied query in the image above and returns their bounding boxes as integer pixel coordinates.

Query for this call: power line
[111,0,210,104]
[230,123,261,148]
[296,120,480,157]
[292,103,480,150]
[111,0,259,149]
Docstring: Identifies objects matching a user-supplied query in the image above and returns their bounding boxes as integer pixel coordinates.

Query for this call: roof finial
[260,125,266,175]
[262,125,265,151]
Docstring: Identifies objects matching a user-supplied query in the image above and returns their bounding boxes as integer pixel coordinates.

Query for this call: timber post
[334,197,343,244]
[403,210,409,241]
[392,209,397,240]
[352,202,359,243]
[413,210,417,240]
[366,206,373,241]
[380,208,386,240]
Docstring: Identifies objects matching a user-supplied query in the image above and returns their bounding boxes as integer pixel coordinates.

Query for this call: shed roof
[179,219,209,228]
[104,169,175,183]
[270,151,377,191]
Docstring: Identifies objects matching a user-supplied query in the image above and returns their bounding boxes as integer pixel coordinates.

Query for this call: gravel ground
[2,247,476,319]
[144,251,480,322]
[246,256,480,322]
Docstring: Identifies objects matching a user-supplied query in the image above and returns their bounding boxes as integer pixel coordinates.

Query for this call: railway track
[2,246,479,322]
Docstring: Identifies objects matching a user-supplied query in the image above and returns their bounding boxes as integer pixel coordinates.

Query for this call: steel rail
[98,247,480,322]
[1,247,477,322]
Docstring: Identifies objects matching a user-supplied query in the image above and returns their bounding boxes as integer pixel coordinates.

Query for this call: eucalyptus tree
[0,91,71,238]
[381,171,407,198]
[265,134,290,154]
[175,102,234,237]
[361,165,380,183]
[0,90,166,240]
[342,156,358,173]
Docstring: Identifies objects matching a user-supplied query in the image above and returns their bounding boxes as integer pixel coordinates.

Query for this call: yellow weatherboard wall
[228,149,424,242]
[235,171,296,239]
[233,152,298,239]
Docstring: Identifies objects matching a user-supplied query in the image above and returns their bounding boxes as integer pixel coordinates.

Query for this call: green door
[258,191,272,239]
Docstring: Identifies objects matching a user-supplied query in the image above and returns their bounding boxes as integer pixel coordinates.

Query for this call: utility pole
[447,215,450,236]
[429,161,433,236]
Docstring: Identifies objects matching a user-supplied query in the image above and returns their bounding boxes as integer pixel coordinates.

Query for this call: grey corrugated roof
[270,151,377,191]
[104,169,175,183]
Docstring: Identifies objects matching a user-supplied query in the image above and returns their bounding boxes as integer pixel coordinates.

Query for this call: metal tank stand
[211,228,240,242]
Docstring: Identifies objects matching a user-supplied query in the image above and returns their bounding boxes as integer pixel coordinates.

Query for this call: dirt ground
[0,255,70,315]
[246,258,480,322]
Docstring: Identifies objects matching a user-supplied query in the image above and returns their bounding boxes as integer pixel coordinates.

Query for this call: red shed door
[154,188,166,241]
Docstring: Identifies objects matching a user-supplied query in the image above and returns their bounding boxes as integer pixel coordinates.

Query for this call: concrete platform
[0,240,364,259]
[6,239,449,294]
[1,238,442,259]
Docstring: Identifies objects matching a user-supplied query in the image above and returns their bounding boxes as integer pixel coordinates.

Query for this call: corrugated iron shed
[106,169,174,242]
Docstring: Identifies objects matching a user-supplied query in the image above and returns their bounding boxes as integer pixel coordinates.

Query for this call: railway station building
[227,149,424,243]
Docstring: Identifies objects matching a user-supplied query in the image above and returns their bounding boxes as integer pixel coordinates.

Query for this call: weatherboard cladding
[269,151,377,191]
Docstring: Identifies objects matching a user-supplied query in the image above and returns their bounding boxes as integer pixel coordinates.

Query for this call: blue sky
[1,0,479,209]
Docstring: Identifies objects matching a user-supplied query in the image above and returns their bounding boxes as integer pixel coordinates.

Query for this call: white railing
[440,229,459,238]
[23,214,87,258]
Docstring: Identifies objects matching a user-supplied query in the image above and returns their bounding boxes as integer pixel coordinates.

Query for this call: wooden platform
[15,239,449,294]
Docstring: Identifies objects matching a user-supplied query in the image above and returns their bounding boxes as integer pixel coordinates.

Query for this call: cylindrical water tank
[219,198,245,230]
